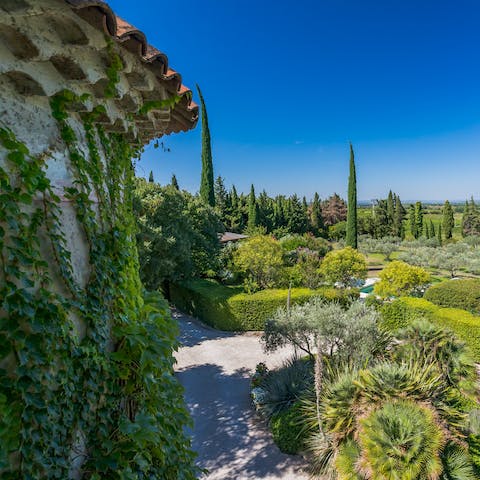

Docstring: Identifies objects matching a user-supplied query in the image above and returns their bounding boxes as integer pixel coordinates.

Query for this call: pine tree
[196,85,215,207]
[442,200,454,239]
[247,184,258,231]
[346,143,358,248]
[148,170,154,183]
[170,174,179,190]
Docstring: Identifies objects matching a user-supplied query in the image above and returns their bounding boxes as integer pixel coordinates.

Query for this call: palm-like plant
[357,400,444,480]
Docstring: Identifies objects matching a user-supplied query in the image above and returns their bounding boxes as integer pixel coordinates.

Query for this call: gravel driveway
[174,310,309,480]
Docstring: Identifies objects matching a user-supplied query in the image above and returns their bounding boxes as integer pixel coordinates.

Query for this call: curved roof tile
[65,0,198,133]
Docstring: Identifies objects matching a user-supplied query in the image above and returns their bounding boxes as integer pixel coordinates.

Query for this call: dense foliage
[133,178,223,290]
[425,279,480,314]
[0,87,198,477]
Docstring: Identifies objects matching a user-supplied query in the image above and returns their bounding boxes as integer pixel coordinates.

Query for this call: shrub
[270,403,306,454]
[232,235,284,290]
[374,260,430,298]
[258,357,313,420]
[380,297,480,360]
[320,247,367,287]
[170,279,358,331]
[425,279,480,314]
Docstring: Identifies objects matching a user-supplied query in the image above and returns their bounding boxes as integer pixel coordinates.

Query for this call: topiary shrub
[425,279,480,314]
[170,279,358,331]
[270,403,306,455]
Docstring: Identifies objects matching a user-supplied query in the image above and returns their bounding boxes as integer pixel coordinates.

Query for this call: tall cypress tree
[170,174,179,190]
[148,170,154,183]
[196,85,215,207]
[414,201,423,239]
[442,200,454,239]
[247,184,258,231]
[430,220,435,238]
[393,194,405,239]
[409,204,417,238]
[346,143,358,248]
[387,190,395,231]
[437,224,443,246]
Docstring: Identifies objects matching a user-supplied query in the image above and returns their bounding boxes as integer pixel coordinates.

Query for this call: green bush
[425,279,480,314]
[170,279,359,331]
[380,297,480,360]
[270,403,306,454]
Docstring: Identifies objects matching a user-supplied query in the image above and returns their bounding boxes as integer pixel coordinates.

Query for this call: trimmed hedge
[380,297,480,360]
[270,402,306,454]
[424,279,480,314]
[170,279,359,331]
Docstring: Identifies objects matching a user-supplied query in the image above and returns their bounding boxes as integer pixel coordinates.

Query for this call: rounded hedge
[424,279,480,314]
[170,279,359,331]
[270,403,306,455]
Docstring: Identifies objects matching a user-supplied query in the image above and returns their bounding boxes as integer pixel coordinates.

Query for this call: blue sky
[108,0,480,202]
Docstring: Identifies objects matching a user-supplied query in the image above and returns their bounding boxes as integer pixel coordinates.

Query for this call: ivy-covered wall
[0,2,199,478]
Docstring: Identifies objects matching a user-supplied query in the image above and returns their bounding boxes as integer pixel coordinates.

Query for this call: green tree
[197,84,215,206]
[346,143,358,248]
[310,192,325,236]
[233,235,284,290]
[214,176,229,220]
[393,194,405,238]
[438,223,443,246]
[409,204,417,238]
[430,219,435,238]
[133,178,222,289]
[387,190,395,228]
[171,173,179,190]
[148,170,154,183]
[247,184,259,231]
[320,246,367,287]
[286,194,309,234]
[443,200,455,239]
[374,260,430,297]
[414,201,424,238]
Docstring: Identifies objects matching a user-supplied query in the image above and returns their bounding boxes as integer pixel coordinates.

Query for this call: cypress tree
[247,184,258,231]
[346,143,358,248]
[409,204,417,238]
[171,174,179,190]
[425,221,430,239]
[430,220,435,238]
[387,190,395,231]
[414,201,423,239]
[438,224,443,246]
[442,200,454,239]
[393,194,405,239]
[196,85,215,207]
[148,170,154,183]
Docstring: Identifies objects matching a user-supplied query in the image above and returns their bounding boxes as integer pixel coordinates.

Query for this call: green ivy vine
[0,37,199,479]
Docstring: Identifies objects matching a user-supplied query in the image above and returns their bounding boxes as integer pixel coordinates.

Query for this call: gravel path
[174,310,309,480]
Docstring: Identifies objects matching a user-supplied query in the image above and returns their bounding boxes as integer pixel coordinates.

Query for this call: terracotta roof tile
[64,0,198,135]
